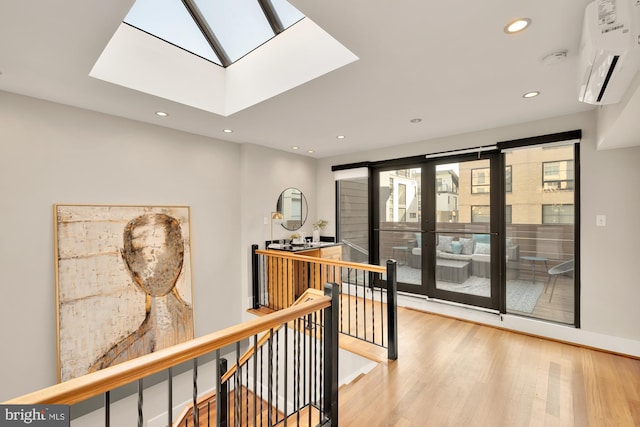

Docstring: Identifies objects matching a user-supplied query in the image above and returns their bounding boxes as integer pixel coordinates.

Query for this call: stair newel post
[323,283,339,425]
[386,259,399,360]
[216,356,228,427]
[251,244,260,309]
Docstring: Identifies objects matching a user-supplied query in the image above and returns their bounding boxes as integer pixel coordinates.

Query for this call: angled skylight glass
[124,0,305,67]
[125,0,222,65]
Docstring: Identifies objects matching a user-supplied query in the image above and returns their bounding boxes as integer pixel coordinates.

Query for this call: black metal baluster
[387,259,398,360]
[245,350,249,427]
[235,342,240,427]
[192,359,198,427]
[219,356,228,427]
[259,342,263,427]
[296,318,301,425]
[137,379,143,427]
[252,244,260,309]
[356,268,360,339]
[348,268,352,336]
[283,325,288,427]
[381,269,385,347]
[309,310,316,427]
[167,368,173,427]
[261,254,267,308]
[275,327,280,424]
[303,314,307,416]
[319,309,324,423]
[252,334,258,427]
[371,269,375,345]
[104,391,110,427]
[323,284,339,424]
[267,329,273,427]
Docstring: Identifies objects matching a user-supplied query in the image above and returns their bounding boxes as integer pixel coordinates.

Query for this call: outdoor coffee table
[436,259,470,284]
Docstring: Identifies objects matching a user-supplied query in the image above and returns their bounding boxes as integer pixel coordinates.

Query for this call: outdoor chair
[545,259,574,302]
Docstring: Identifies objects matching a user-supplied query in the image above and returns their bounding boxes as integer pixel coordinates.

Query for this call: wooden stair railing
[172,288,325,426]
[252,245,399,361]
[3,290,336,427]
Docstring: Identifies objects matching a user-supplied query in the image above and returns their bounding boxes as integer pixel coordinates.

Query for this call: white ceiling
[0,0,598,158]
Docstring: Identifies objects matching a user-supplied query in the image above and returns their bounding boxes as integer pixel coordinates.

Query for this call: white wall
[317,110,640,356]
[239,143,317,319]
[0,91,322,403]
[0,91,244,401]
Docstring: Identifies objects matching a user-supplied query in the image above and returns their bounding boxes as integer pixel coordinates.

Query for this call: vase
[312,229,320,243]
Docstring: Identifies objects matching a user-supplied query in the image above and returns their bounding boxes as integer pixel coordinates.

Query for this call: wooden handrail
[4,296,331,406]
[256,249,386,273]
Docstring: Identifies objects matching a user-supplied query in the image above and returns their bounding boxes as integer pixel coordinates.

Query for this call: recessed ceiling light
[155,111,168,117]
[307,150,315,154]
[505,18,531,34]
[337,135,346,140]
[523,91,540,98]
[292,146,299,150]
[410,118,422,123]
[223,128,233,133]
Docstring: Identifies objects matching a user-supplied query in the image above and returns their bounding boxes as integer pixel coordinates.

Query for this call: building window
[542,204,574,224]
[505,205,512,224]
[472,166,512,193]
[543,160,574,191]
[471,205,490,223]
[471,168,490,194]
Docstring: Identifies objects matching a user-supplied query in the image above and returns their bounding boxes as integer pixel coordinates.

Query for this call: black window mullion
[181,0,232,67]
[258,0,285,34]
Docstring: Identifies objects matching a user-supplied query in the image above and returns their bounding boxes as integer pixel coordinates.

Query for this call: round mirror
[276,187,307,231]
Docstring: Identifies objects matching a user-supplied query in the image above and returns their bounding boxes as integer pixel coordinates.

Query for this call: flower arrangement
[313,219,328,230]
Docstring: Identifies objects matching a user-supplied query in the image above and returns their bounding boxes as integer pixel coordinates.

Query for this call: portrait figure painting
[55,205,194,382]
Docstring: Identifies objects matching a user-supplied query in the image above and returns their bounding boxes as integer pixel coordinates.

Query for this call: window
[542,204,574,224]
[471,168,490,194]
[124,0,305,67]
[543,160,574,191]
[471,205,490,223]
[471,205,510,223]
[336,175,369,264]
[472,166,511,193]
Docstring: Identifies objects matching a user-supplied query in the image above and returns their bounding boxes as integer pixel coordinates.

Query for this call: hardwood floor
[339,307,640,426]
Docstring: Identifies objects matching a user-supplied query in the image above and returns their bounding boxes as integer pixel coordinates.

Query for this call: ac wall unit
[578,0,640,105]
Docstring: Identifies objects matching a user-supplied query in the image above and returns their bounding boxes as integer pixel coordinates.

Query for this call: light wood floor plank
[339,307,640,426]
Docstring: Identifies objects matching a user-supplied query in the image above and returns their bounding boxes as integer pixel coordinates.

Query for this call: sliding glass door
[426,155,501,310]
[373,166,425,294]
[341,131,579,324]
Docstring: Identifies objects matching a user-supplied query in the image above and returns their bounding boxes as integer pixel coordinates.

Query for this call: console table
[266,242,342,308]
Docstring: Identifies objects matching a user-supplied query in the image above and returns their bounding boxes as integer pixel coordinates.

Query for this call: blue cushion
[451,241,462,254]
[473,234,490,244]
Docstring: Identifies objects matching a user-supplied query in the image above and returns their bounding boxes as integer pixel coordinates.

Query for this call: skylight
[90,0,358,116]
[124,0,305,67]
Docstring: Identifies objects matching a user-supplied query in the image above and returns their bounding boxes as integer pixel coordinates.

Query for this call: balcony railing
[252,245,398,361]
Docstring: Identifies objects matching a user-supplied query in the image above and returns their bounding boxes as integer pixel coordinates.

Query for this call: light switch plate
[596,215,606,227]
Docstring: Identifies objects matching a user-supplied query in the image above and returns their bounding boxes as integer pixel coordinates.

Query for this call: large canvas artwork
[54,204,194,382]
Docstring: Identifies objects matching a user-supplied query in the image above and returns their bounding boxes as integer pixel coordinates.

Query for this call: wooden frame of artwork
[54,204,195,382]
